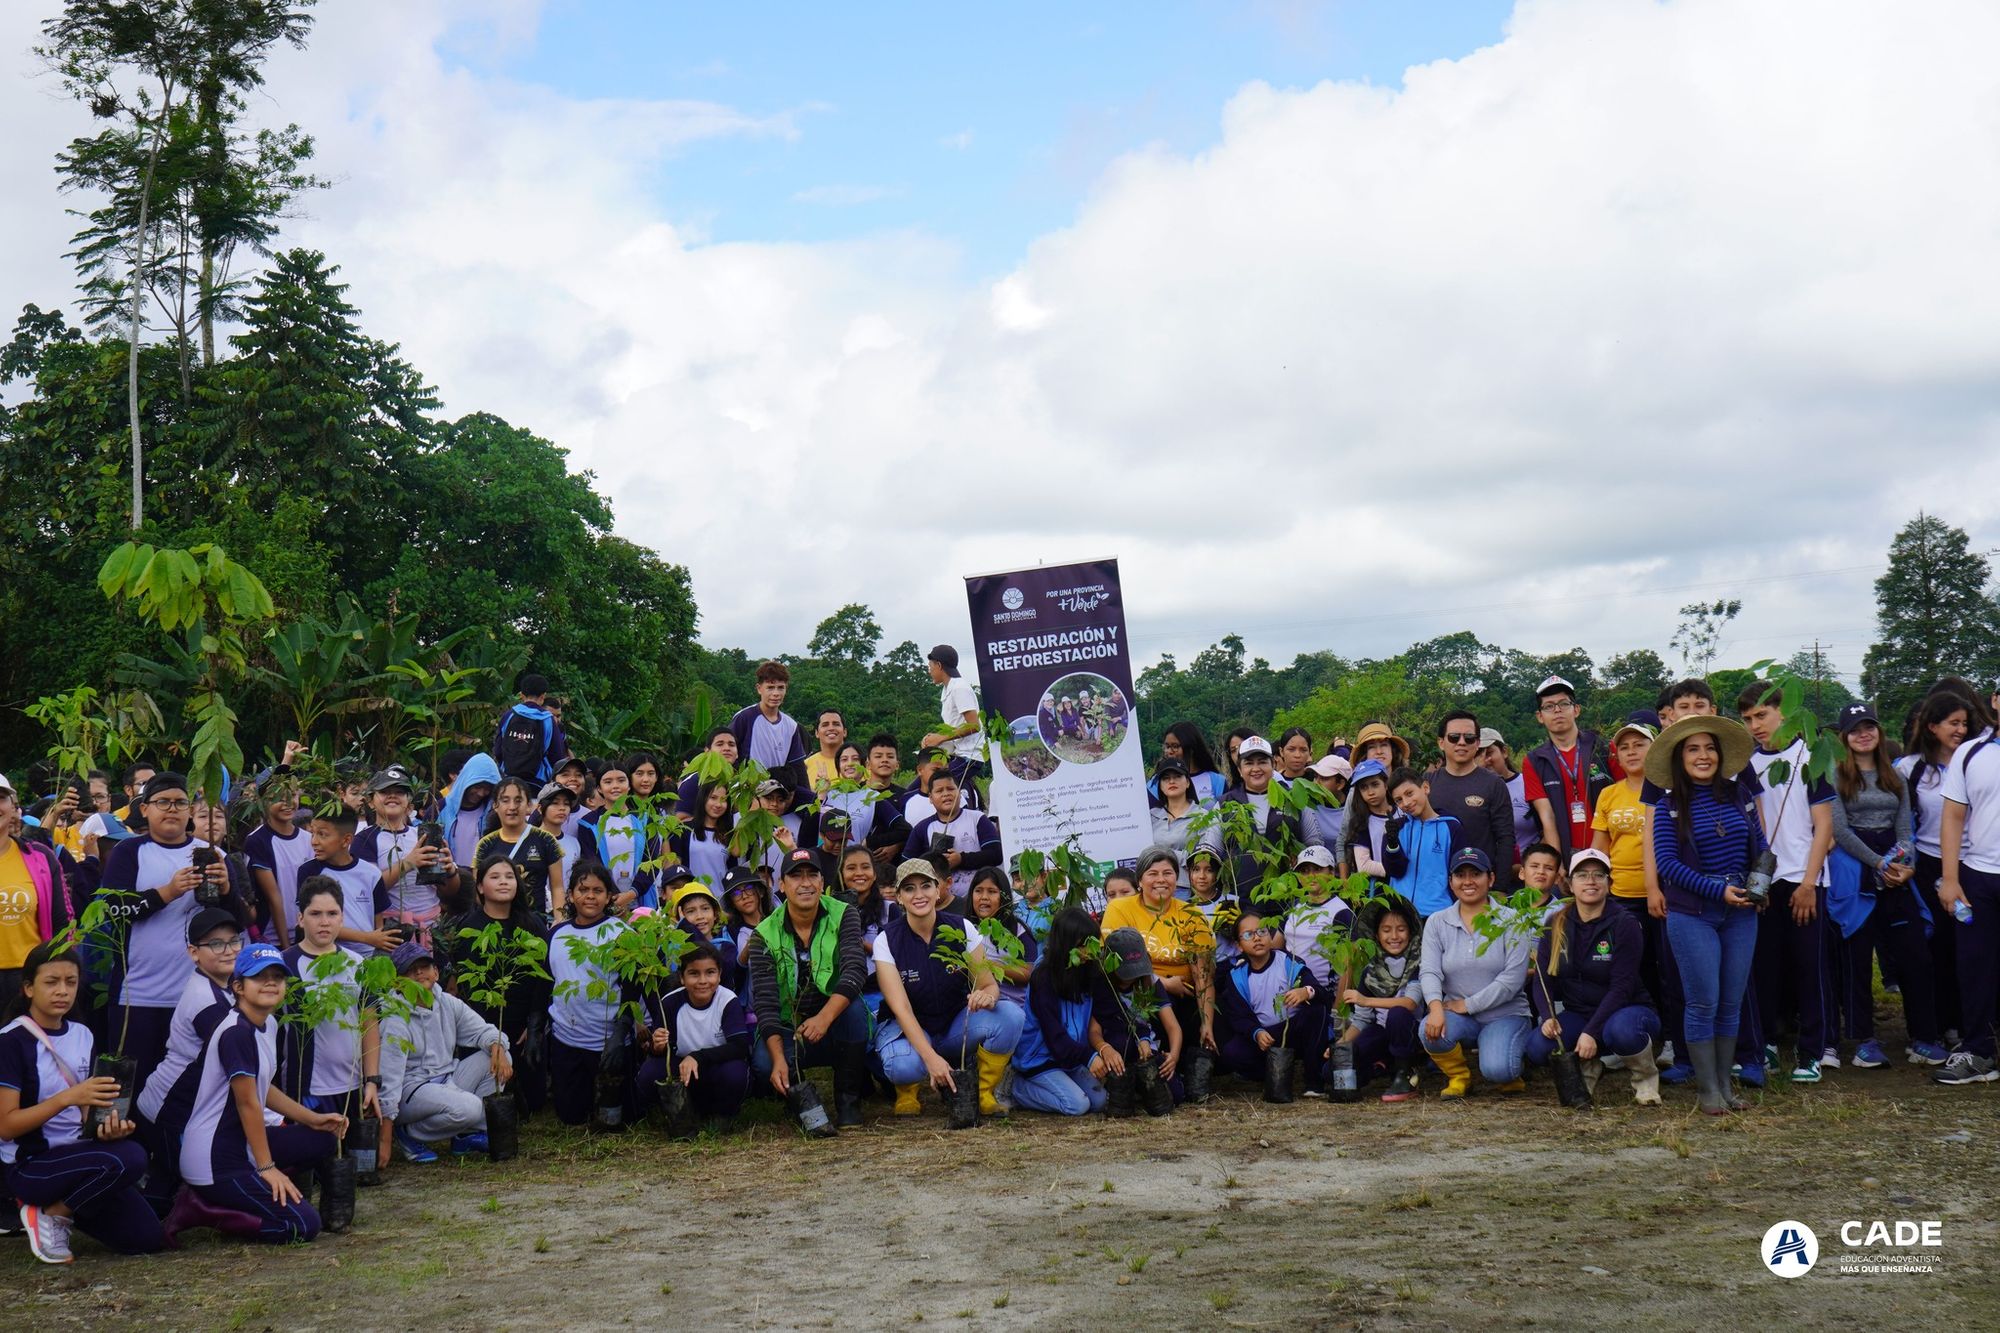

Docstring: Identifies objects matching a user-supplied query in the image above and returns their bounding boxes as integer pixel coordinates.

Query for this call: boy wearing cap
[173,943,345,1244]
[923,646,987,792]
[1522,676,1612,863]
[134,907,241,1198]
[356,766,451,937]
[97,772,249,1093]
[377,939,512,1159]
[1426,711,1517,884]
[745,852,871,1126]
[729,661,809,795]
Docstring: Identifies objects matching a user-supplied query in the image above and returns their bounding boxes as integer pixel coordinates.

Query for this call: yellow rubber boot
[1494,1078,1527,1094]
[893,1083,922,1116]
[976,1048,1012,1116]
[1432,1044,1472,1098]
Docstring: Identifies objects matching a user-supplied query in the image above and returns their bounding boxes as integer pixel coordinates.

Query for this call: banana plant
[252,615,363,745]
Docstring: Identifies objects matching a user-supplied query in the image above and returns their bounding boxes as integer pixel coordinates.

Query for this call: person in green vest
[745,850,871,1127]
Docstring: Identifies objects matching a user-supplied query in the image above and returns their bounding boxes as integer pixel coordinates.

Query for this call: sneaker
[1734,1063,1767,1089]
[450,1132,489,1155]
[1852,1040,1888,1069]
[20,1203,73,1265]
[1791,1063,1822,1084]
[1907,1042,1950,1066]
[1931,1052,1999,1085]
[1380,1070,1416,1103]
[1763,1044,1780,1069]
[1883,983,1901,996]
[1659,1041,1676,1066]
[1659,1061,1695,1086]
[1820,1048,1841,1069]
[394,1127,439,1164]
[0,1200,21,1235]
[1943,1028,1963,1049]
[1302,1085,1327,1100]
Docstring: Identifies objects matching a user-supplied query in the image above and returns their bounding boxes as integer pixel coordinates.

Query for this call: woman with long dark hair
[1150,722,1225,804]
[1894,688,1982,1048]
[1008,908,1125,1116]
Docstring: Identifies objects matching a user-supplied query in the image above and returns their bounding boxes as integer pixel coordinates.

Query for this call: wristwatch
[364,1075,383,1087]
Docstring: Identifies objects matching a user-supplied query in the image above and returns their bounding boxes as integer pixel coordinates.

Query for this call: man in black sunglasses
[1425,710,1517,887]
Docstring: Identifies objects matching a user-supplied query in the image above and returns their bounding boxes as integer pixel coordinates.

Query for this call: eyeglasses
[195,937,244,954]
[148,798,191,811]
[1443,732,1478,745]
[1538,700,1576,713]
[1239,927,1275,939]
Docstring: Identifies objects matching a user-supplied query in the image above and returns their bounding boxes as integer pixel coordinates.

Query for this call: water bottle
[1952,898,1975,926]
[1744,849,1775,906]
[1885,842,1915,871]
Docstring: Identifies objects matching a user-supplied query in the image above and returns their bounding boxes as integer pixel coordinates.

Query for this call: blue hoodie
[440,753,503,866]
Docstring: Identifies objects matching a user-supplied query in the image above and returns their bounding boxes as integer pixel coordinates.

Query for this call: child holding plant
[441,855,552,1115]
[1336,898,1424,1102]
[966,866,1038,1008]
[1100,847,1216,1059]
[2,940,166,1263]
[173,942,346,1245]
[1281,846,1354,992]
[377,939,512,1162]
[636,943,751,1127]
[546,862,632,1126]
[278,877,382,1126]
[1215,911,1324,1089]
[134,906,240,1187]
[1186,848,1239,964]
[578,760,656,913]
[1009,909,1123,1116]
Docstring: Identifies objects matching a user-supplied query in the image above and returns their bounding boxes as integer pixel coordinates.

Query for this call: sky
[6,0,1999,689]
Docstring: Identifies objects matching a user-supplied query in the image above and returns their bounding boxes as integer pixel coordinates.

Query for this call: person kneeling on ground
[638,944,751,1132]
[874,859,1024,1117]
[1419,849,1533,1097]
[1009,908,1126,1115]
[746,851,871,1129]
[172,943,347,1245]
[1336,897,1424,1102]
[378,939,512,1164]
[2,941,167,1264]
[1525,849,1663,1104]
[1216,911,1324,1089]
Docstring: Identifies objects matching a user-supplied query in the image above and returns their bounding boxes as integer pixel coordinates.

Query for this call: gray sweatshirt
[377,984,509,1120]
[1419,904,1532,1021]
[1828,767,1913,871]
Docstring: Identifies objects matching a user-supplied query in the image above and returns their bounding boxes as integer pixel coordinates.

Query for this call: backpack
[496,705,551,782]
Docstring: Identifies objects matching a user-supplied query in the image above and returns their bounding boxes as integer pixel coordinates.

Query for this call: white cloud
[7,0,1999,689]
[939,129,974,151]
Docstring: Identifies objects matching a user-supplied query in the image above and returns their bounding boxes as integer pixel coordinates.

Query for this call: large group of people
[3,646,1998,1266]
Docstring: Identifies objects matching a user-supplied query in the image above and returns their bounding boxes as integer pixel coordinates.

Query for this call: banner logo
[1002,587,1025,610]
[1762,1221,1818,1276]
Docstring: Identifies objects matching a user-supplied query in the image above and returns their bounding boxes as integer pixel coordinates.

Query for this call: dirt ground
[6,1054,1997,1331]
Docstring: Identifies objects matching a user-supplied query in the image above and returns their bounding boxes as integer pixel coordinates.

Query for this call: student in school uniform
[922,645,987,792]
[577,760,657,913]
[95,773,249,1096]
[1738,682,1837,1083]
[1335,759,1396,879]
[1335,898,1425,1101]
[1524,849,1662,1104]
[545,865,631,1126]
[901,770,1002,903]
[1215,909,1325,1090]
[636,944,751,1128]
[277,878,381,1138]
[436,752,502,875]
[133,906,240,1201]
[473,777,566,917]
[377,939,512,1164]
[2,940,167,1263]
[1934,714,2000,1086]
[673,728,740,812]
[1895,690,1978,1050]
[243,781,313,947]
[352,765,446,945]
[729,661,809,795]
[298,805,397,959]
[669,778,738,893]
[172,943,345,1245]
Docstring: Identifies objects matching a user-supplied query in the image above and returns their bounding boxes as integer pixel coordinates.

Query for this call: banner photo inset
[964,558,1153,873]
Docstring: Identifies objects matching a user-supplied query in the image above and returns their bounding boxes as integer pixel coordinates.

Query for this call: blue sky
[478,1,1513,275]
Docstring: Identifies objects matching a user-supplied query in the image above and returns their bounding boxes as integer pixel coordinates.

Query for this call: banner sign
[964,558,1153,873]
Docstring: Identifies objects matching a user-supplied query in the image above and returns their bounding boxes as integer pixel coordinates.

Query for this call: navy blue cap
[1448,847,1494,875]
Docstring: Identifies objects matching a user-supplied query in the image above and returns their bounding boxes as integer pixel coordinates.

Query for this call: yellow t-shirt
[1100,895,1216,982]
[0,843,41,970]
[1591,781,1649,899]
[804,753,839,794]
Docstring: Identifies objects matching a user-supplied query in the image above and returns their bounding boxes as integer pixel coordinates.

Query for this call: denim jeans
[877,1002,1025,1083]
[1665,900,1757,1042]
[749,1000,871,1082]
[1420,1010,1531,1083]
[1524,1004,1660,1065]
[1010,1065,1105,1115]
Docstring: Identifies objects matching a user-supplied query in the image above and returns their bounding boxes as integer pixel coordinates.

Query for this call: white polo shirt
[1940,736,2000,875]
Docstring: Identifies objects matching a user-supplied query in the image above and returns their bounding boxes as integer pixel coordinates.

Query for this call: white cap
[1477,727,1506,750]
[1308,754,1351,779]
[1238,735,1273,758]
[1569,847,1612,874]
[0,772,14,796]
[1536,675,1576,698]
[1295,845,1338,869]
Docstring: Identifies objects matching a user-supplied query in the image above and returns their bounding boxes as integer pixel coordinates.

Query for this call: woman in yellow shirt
[1100,846,1216,1054]
[1591,721,1656,903]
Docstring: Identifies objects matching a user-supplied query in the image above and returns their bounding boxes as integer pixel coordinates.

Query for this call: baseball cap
[1448,847,1494,875]
[655,864,694,892]
[1102,928,1154,982]
[1349,758,1388,786]
[1476,727,1506,750]
[1836,702,1879,735]
[895,858,940,886]
[1238,735,1274,759]
[1153,756,1190,779]
[231,942,290,981]
[780,849,824,878]
[1295,845,1338,870]
[1307,754,1351,780]
[819,809,851,830]
[754,778,788,799]
[722,865,766,898]
[0,773,13,797]
[366,764,416,794]
[391,939,436,974]
[1535,675,1576,701]
[1569,847,1613,875]
[1610,720,1657,748]
[186,906,241,946]
[927,644,961,676]
[536,781,576,806]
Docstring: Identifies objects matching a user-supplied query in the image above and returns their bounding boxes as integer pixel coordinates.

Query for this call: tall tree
[40,0,318,525]
[1861,513,2000,721]
[1670,598,1741,677]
